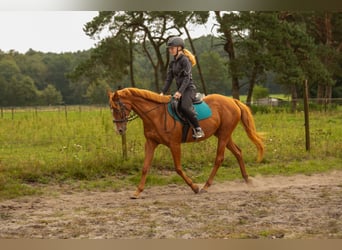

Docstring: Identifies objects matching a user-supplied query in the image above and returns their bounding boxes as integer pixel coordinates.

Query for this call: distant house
[254,97,286,106]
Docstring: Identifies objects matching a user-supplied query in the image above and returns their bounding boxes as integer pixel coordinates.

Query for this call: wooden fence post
[64,104,68,120]
[303,79,310,151]
[117,86,128,160]
[122,133,128,160]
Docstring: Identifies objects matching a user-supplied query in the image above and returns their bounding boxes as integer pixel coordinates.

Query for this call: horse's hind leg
[201,139,227,192]
[226,139,249,183]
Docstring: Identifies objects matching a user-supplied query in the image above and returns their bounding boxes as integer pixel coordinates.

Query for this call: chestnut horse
[108,88,264,199]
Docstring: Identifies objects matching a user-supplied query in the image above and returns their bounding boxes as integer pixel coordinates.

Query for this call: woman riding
[160,36,205,139]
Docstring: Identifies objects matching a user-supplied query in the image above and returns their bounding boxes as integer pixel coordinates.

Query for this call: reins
[112,95,176,133]
[164,103,176,133]
[141,103,176,133]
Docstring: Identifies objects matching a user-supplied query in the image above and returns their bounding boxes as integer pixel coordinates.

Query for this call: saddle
[168,93,212,143]
[170,93,204,123]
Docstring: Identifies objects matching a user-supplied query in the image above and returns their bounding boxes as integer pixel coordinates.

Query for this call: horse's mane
[117,88,171,104]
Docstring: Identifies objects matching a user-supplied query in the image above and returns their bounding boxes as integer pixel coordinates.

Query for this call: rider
[160,36,205,139]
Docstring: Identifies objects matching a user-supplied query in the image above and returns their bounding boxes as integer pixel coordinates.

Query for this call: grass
[0,105,341,200]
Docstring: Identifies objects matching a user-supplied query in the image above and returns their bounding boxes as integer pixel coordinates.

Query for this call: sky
[0,11,99,53]
[0,11,218,54]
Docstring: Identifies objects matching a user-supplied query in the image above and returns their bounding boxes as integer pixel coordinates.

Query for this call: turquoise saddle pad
[167,101,212,122]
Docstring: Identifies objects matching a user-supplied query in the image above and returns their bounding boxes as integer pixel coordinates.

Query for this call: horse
[108,88,264,199]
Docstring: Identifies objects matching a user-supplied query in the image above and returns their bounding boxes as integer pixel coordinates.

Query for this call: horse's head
[107,90,132,135]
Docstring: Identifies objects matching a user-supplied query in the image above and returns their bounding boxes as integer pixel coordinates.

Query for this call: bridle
[111,94,175,133]
[111,98,137,124]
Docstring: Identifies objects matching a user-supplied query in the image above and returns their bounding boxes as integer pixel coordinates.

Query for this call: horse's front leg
[201,138,226,192]
[170,143,199,194]
[131,139,158,199]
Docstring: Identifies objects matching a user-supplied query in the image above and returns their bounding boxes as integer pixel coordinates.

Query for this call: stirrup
[192,128,205,139]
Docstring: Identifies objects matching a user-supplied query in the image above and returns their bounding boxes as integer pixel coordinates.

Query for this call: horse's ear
[107,89,113,98]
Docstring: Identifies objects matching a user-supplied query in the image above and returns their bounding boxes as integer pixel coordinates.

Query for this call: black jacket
[161,54,195,95]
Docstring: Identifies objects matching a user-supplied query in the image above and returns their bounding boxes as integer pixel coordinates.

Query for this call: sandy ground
[1,171,342,239]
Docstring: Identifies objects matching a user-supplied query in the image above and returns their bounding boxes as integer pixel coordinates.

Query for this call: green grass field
[0,105,341,200]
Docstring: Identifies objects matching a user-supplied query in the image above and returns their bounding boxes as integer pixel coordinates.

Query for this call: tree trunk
[316,12,333,105]
[317,84,324,104]
[222,26,240,100]
[154,67,160,92]
[129,31,136,87]
[324,12,333,104]
[325,85,332,104]
[184,27,208,95]
[246,64,258,107]
[139,24,167,92]
[215,11,240,100]
[142,36,159,92]
[291,84,298,112]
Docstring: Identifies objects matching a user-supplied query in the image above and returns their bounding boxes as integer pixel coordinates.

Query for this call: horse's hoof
[199,188,208,194]
[246,178,253,185]
[130,193,140,199]
[192,185,200,194]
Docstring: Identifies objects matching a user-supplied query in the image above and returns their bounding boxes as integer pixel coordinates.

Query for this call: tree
[253,85,269,100]
[197,51,230,94]
[69,34,130,101]
[0,56,38,106]
[7,75,38,106]
[43,53,74,103]
[72,36,129,81]
[304,11,342,102]
[83,11,213,92]
[214,11,241,99]
[233,12,279,106]
[268,12,334,110]
[85,80,111,104]
[0,56,21,81]
[84,11,178,91]
[138,11,181,91]
[15,49,48,90]
[38,84,63,105]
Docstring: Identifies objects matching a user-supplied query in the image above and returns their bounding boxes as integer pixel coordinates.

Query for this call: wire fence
[1,98,342,120]
[248,98,342,113]
[252,97,342,106]
[0,104,109,120]
[0,104,127,164]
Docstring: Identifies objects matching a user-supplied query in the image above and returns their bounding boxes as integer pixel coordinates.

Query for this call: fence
[253,97,342,106]
[0,104,109,120]
[1,98,342,119]
[250,98,342,112]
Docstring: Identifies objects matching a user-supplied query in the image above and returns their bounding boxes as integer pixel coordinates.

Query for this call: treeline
[0,49,91,106]
[0,11,341,106]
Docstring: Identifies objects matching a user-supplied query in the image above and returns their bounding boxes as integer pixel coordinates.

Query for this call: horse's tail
[233,99,264,162]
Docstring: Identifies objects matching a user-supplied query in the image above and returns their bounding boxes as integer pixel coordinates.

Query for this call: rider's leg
[179,88,205,139]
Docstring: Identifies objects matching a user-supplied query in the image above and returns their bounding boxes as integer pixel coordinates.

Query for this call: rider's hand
[173,91,182,99]
[160,92,164,96]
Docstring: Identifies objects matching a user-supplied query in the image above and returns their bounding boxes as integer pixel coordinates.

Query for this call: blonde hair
[183,48,196,67]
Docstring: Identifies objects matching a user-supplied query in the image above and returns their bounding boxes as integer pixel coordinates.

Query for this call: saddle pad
[167,101,212,122]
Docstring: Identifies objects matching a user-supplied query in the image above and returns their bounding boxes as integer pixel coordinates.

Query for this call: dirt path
[1,171,342,239]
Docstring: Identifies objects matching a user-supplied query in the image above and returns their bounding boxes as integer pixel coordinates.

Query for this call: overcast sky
[0,11,99,53]
[0,11,217,54]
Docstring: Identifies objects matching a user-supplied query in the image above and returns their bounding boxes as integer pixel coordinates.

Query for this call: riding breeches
[179,87,200,128]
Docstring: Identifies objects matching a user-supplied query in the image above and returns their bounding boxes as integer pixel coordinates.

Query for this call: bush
[253,85,269,100]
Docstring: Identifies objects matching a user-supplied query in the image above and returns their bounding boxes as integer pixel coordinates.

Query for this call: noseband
[111,98,137,123]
